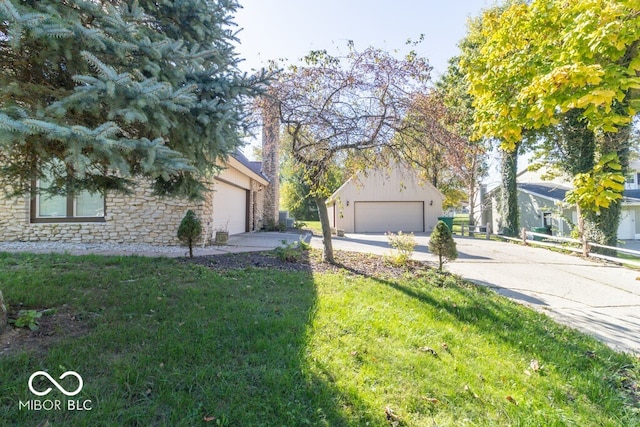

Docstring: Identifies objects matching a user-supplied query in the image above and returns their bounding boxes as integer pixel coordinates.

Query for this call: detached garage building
[326,165,444,233]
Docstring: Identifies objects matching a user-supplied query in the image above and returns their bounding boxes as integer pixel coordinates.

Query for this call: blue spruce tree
[0,0,268,199]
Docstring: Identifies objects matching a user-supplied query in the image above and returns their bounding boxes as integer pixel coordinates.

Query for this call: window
[31,170,105,223]
[542,212,552,229]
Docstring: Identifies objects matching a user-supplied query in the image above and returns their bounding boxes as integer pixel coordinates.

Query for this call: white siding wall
[328,167,444,233]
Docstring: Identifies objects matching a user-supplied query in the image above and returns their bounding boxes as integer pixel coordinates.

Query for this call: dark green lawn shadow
[0,251,378,426]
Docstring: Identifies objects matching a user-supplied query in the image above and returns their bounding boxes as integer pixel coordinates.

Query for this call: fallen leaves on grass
[530,359,541,372]
[464,384,479,399]
[385,406,402,425]
[418,346,439,357]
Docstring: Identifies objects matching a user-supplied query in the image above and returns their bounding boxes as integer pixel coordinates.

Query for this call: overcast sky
[234,0,494,79]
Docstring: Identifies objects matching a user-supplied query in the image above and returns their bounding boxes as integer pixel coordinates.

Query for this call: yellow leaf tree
[461,0,639,245]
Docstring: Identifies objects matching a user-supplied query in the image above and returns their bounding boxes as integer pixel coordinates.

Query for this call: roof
[518,183,570,201]
[623,189,640,202]
[326,164,444,205]
[517,183,640,204]
[230,151,269,183]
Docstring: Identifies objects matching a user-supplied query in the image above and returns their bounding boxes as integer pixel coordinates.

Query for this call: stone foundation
[0,184,209,246]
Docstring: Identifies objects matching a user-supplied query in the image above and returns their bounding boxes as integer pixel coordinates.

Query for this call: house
[326,165,444,233]
[478,162,640,240]
[0,122,281,246]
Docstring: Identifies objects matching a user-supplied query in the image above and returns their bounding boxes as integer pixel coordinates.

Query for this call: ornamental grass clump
[177,210,202,258]
[429,220,458,270]
[387,231,417,266]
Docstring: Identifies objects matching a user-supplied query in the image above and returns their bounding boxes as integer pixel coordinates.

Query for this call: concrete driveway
[311,233,640,355]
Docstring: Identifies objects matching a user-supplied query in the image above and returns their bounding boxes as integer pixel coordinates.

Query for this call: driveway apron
[446,237,640,355]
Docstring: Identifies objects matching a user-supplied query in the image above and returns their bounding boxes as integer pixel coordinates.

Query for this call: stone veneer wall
[0,183,211,246]
[249,180,265,231]
[261,97,280,225]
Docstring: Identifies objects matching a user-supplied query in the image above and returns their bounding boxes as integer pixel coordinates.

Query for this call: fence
[456,222,493,240]
[500,229,640,269]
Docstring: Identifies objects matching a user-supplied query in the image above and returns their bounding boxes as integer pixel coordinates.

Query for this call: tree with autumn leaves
[461,0,639,246]
[269,45,484,263]
[268,47,432,263]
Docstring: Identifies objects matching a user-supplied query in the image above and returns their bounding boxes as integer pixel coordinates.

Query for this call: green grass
[0,252,638,426]
[301,220,323,236]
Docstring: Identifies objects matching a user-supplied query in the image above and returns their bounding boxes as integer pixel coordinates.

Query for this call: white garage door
[354,201,424,233]
[212,181,248,235]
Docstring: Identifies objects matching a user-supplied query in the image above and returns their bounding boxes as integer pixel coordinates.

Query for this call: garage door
[618,209,636,240]
[212,181,248,235]
[354,201,424,233]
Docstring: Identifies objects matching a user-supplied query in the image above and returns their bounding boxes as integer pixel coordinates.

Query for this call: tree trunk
[315,196,335,263]
[499,146,519,236]
[467,171,477,237]
[559,109,601,248]
[595,125,631,249]
[576,204,589,257]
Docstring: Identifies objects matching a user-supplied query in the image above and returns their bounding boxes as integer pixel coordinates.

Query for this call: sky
[234,0,494,79]
[233,0,505,183]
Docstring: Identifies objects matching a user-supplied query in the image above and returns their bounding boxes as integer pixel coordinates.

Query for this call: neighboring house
[0,127,281,245]
[478,163,640,240]
[326,165,444,233]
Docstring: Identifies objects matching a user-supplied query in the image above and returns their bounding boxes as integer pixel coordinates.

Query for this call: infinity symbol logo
[28,371,83,397]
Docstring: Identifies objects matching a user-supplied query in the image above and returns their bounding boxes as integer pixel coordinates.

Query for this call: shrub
[274,239,310,263]
[429,220,458,270]
[177,210,203,258]
[387,231,417,265]
[263,218,286,232]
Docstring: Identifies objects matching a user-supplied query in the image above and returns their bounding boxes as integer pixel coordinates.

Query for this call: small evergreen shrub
[387,231,417,266]
[177,210,203,258]
[429,220,458,270]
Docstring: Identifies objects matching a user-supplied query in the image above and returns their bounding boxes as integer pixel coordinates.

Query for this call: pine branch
[80,51,118,80]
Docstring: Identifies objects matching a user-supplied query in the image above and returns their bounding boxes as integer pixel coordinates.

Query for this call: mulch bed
[181,248,433,280]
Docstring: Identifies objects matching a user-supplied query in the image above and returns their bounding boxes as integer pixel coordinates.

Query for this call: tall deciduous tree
[435,56,488,228]
[462,0,639,245]
[269,46,431,263]
[387,90,469,210]
[459,8,527,236]
[0,0,267,199]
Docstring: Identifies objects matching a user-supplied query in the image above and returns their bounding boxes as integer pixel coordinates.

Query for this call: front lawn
[0,251,637,426]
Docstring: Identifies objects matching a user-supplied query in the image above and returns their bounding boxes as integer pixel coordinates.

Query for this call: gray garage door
[354,201,424,233]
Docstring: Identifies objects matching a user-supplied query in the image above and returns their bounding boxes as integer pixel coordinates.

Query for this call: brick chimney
[261,97,280,226]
